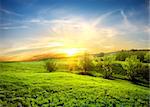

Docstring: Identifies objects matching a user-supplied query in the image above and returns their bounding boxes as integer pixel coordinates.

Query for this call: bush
[79,53,94,72]
[144,52,150,63]
[95,60,103,72]
[103,55,116,61]
[97,52,104,57]
[102,62,113,79]
[135,52,145,62]
[122,55,142,81]
[111,63,126,75]
[115,51,148,62]
[95,58,113,79]
[45,59,57,72]
[139,64,149,81]
[116,52,130,61]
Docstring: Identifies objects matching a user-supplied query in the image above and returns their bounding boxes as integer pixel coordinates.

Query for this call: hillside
[0,61,149,107]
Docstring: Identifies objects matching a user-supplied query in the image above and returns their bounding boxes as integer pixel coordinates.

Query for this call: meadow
[0,50,149,107]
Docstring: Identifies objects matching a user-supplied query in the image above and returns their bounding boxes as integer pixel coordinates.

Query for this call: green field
[0,61,149,107]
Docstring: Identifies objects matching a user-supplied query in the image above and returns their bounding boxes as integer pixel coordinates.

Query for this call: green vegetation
[115,50,149,62]
[144,52,150,63]
[122,55,142,81]
[45,59,57,72]
[79,53,94,73]
[101,62,113,79]
[0,72,149,107]
[95,59,113,79]
[0,50,149,106]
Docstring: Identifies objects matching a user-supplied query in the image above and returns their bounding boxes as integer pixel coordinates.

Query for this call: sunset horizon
[0,0,149,61]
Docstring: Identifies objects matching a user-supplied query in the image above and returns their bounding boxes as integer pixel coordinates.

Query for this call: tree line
[45,51,149,83]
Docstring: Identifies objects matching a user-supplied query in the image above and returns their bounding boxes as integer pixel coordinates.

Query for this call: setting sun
[65,48,79,56]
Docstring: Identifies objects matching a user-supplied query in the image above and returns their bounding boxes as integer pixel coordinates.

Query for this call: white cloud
[0,26,28,30]
[0,8,22,17]
[92,9,121,26]
[120,10,137,31]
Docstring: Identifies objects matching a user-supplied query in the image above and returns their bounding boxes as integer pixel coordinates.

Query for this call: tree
[79,53,94,72]
[45,59,57,72]
[122,55,142,81]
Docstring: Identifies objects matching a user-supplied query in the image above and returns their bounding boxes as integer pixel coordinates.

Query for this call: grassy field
[0,61,149,107]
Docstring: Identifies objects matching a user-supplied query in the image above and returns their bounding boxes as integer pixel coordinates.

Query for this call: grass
[0,61,149,107]
[0,61,47,73]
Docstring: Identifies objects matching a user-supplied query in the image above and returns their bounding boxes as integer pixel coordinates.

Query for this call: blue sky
[0,0,149,58]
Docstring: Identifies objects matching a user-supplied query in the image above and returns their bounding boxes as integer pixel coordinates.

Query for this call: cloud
[92,9,121,26]
[0,40,64,56]
[0,25,28,30]
[0,10,134,53]
[40,15,121,53]
[120,10,129,24]
[120,10,137,30]
[0,9,148,56]
[29,19,41,23]
[47,42,64,47]
[0,8,27,30]
[0,23,12,26]
[27,19,51,24]
[144,26,150,34]
[0,8,23,17]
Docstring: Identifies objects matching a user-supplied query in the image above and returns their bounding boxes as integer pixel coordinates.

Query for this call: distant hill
[0,49,149,62]
[94,49,150,57]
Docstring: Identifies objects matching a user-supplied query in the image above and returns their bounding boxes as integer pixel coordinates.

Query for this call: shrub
[45,59,57,72]
[139,64,149,81]
[111,63,126,75]
[95,60,103,72]
[115,51,148,62]
[97,52,104,57]
[116,52,130,61]
[144,52,150,63]
[68,63,79,71]
[122,55,142,81]
[102,62,113,79]
[96,58,113,79]
[79,53,94,72]
[135,52,145,62]
[103,54,116,61]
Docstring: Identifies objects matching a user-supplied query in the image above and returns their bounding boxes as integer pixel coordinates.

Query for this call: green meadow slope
[0,61,149,107]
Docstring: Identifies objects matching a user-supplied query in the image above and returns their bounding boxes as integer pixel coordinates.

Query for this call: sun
[65,48,79,56]
[60,48,86,57]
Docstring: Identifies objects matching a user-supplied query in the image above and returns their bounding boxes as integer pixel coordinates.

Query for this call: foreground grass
[0,71,149,107]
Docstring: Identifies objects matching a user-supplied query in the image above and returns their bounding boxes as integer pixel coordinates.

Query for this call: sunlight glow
[64,48,80,56]
[64,48,83,56]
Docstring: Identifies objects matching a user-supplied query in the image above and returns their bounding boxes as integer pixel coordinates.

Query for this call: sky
[0,0,149,58]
